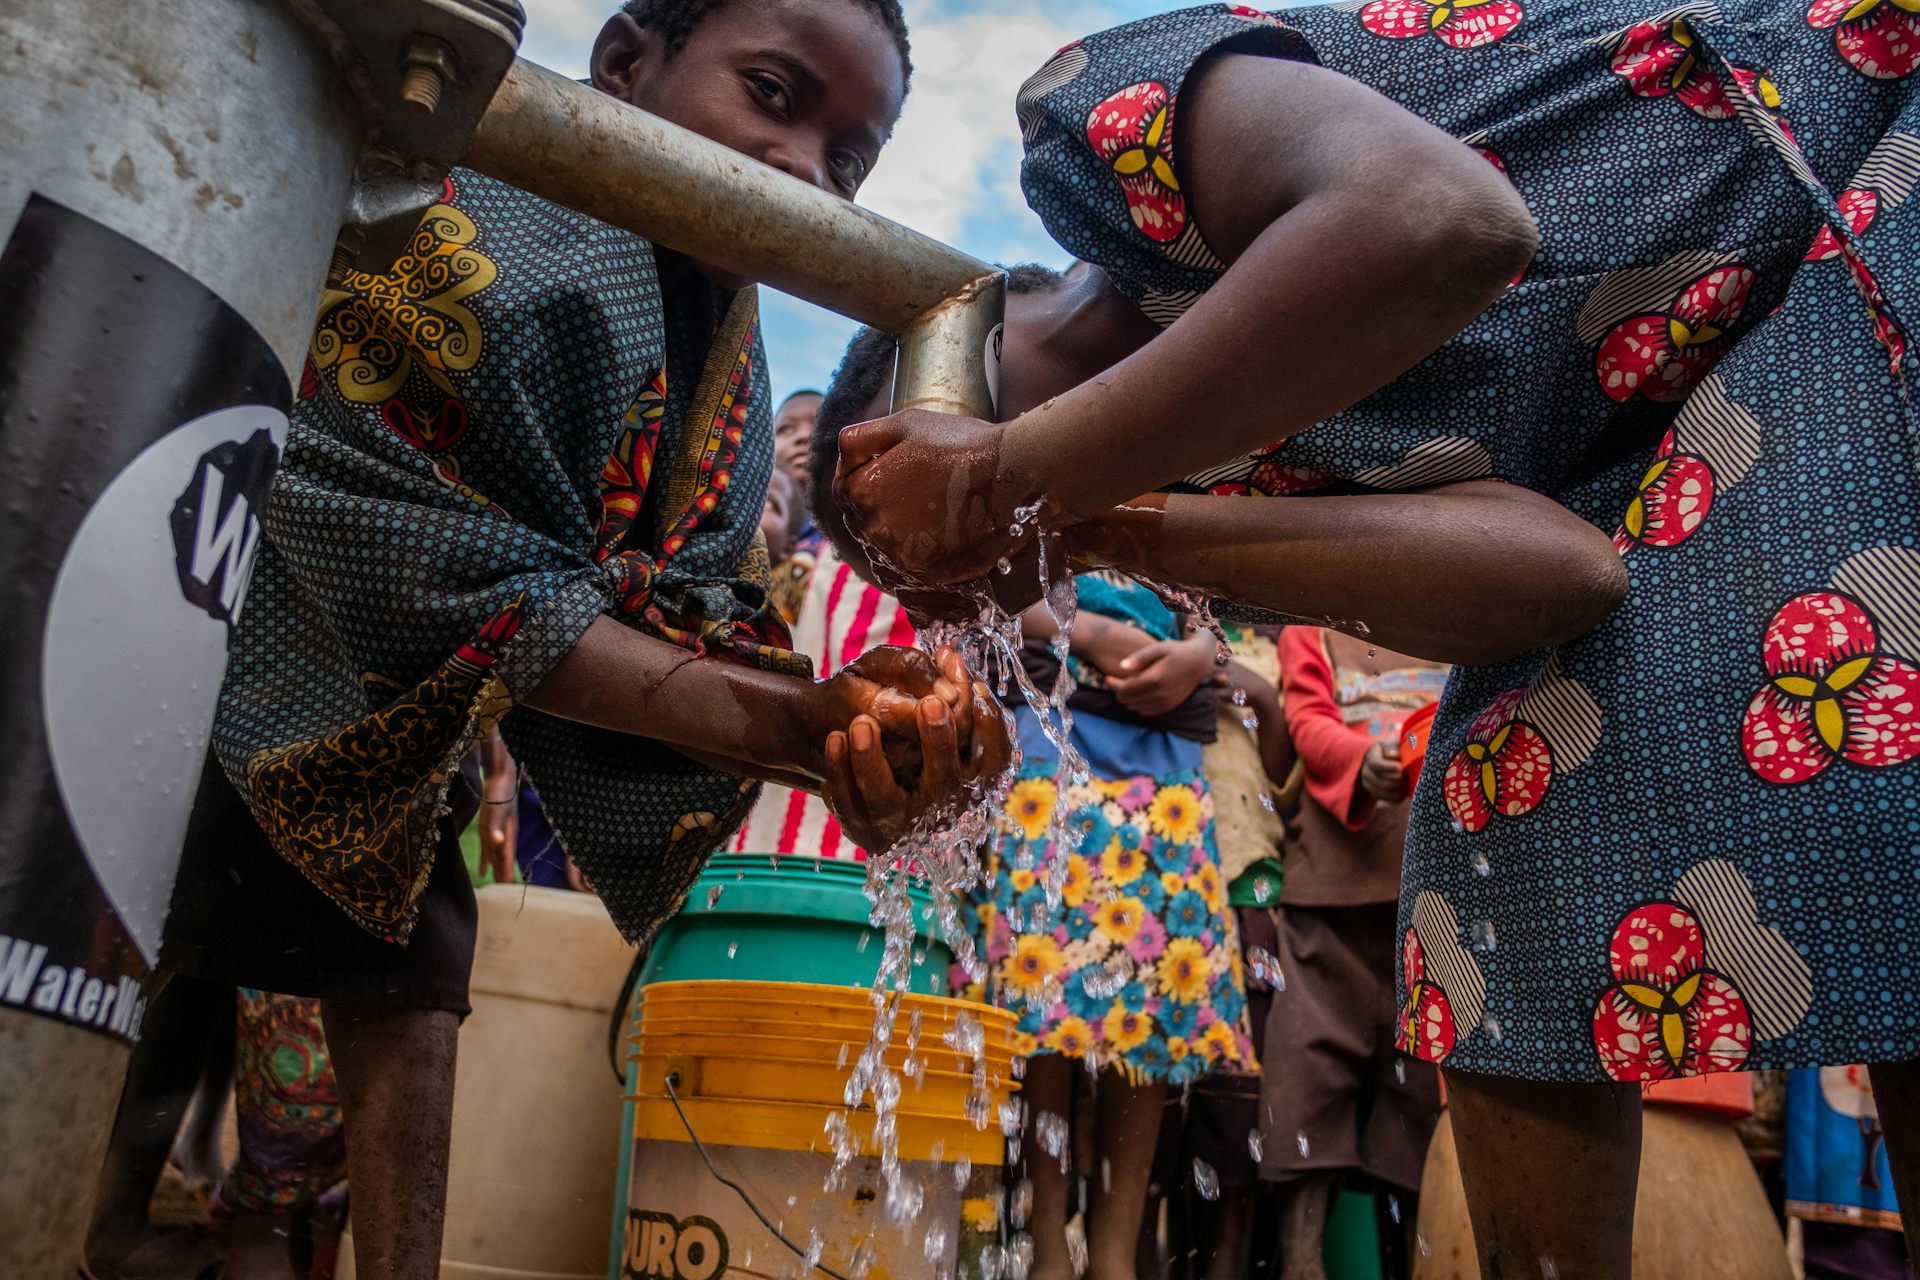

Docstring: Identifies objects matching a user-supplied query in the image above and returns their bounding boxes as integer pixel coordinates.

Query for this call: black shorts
[159,753,479,1016]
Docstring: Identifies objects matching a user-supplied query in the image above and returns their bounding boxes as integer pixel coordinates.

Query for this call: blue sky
[519,0,1195,402]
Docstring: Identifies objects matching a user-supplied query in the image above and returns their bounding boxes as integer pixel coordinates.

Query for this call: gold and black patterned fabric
[212,170,804,945]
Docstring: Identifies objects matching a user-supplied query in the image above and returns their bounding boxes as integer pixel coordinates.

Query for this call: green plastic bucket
[1324,1187,1386,1280]
[637,853,954,996]
[610,857,961,1277]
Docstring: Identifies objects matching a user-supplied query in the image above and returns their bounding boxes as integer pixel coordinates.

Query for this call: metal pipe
[463,59,1005,347]
[893,275,1006,418]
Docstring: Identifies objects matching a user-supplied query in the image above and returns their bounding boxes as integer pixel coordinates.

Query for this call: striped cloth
[730,545,915,860]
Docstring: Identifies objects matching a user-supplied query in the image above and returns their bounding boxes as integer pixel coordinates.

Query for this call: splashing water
[1247,947,1286,992]
[1010,1179,1034,1231]
[822,500,1104,1243]
[1035,1110,1070,1173]
[1064,1218,1088,1277]
[1193,1157,1221,1201]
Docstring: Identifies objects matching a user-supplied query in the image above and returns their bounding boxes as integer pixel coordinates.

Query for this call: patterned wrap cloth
[1020,1,1919,1080]
[212,170,803,946]
[221,990,345,1213]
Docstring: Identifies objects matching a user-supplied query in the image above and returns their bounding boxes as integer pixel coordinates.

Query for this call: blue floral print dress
[964,574,1255,1085]
[1018,0,1918,1083]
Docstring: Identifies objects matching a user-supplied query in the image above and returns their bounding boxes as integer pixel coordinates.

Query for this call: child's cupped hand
[834,409,1035,593]
[807,646,1013,852]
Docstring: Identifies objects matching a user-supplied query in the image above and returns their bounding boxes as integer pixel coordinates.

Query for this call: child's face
[595,1,905,285]
[775,392,822,486]
[761,467,797,563]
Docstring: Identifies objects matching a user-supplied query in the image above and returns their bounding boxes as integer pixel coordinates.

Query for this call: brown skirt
[1258,903,1440,1191]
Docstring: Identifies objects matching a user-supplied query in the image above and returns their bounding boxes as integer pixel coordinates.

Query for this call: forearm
[1020,602,1152,670]
[997,61,1534,520]
[521,616,819,780]
[478,726,516,794]
[1068,483,1627,666]
[1001,217,1512,517]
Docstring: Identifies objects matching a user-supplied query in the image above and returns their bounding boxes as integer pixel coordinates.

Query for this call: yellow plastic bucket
[615,981,1019,1280]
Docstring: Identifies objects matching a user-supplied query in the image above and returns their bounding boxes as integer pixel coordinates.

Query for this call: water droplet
[1253,875,1272,903]
[1010,1178,1033,1230]
[1295,1131,1311,1158]
[1248,947,1285,991]
[1389,1195,1402,1224]
[1064,1218,1088,1276]
[923,1222,950,1263]
[1471,849,1492,877]
[1258,792,1275,813]
[857,930,870,952]
[1246,1129,1263,1162]
[1192,1157,1219,1201]
[705,885,723,910]
[1418,1234,1432,1258]
[1035,1110,1069,1170]
[995,556,1012,575]
[726,941,738,959]
[1540,1256,1561,1280]
[1472,919,1498,953]
[1482,1013,1505,1043]
[1395,1058,1407,1084]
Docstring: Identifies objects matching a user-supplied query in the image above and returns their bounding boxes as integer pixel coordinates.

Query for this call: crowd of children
[68,0,1920,1276]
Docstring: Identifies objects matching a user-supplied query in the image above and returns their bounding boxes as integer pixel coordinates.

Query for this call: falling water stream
[809,500,1376,1277]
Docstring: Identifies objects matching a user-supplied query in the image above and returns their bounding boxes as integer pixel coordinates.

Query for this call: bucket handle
[661,1072,857,1280]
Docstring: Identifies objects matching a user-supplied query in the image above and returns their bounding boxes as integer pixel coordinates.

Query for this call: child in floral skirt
[965,572,1255,1280]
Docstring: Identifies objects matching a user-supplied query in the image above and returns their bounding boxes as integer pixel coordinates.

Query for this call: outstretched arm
[838,53,1537,584]
[1001,53,1538,517]
[1064,481,1626,666]
[521,617,1010,849]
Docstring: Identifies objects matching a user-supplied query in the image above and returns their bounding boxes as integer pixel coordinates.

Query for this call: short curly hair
[621,0,912,90]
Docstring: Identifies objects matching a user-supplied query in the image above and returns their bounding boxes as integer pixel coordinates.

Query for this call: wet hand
[1360,740,1408,803]
[834,410,1036,590]
[812,647,1012,852]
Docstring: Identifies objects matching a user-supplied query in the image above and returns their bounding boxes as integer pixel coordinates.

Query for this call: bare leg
[85,975,231,1276]
[321,1001,459,1280]
[1868,1058,1920,1244]
[1089,1070,1166,1280]
[169,1010,234,1195]
[1445,1068,1641,1280]
[1277,1173,1335,1280]
[1022,1054,1078,1280]
[1200,1186,1253,1280]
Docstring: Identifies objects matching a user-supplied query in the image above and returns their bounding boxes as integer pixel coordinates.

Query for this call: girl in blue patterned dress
[828,1,1920,1273]
[964,571,1253,1280]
